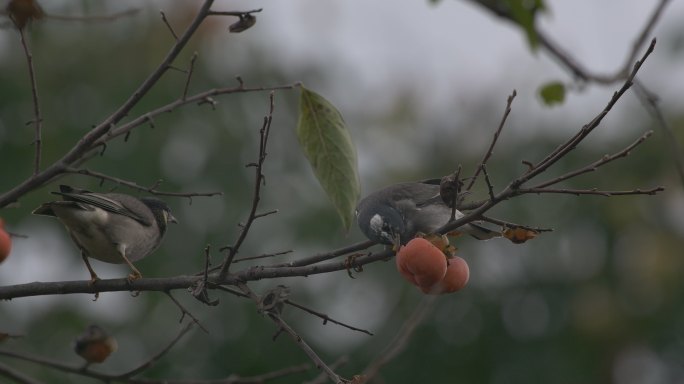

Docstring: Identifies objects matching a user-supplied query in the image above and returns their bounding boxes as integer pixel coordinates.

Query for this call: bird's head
[140,198,177,235]
[356,202,405,245]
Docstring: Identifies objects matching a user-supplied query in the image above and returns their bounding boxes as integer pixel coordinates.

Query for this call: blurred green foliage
[1,2,683,384]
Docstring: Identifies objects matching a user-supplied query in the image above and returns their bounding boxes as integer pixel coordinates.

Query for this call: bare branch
[464,0,669,84]
[481,164,496,201]
[632,79,684,188]
[232,249,292,263]
[284,299,374,336]
[0,0,219,207]
[530,130,655,189]
[46,8,140,23]
[182,52,198,100]
[64,167,223,198]
[303,357,349,384]
[218,92,276,279]
[160,10,178,41]
[113,322,195,380]
[0,361,44,384]
[514,39,656,188]
[17,27,42,175]
[465,89,516,191]
[0,248,394,299]
[436,39,659,236]
[165,292,209,333]
[270,240,375,268]
[234,282,347,383]
[481,215,553,233]
[519,187,664,197]
[270,313,345,383]
[97,82,300,146]
[207,9,263,17]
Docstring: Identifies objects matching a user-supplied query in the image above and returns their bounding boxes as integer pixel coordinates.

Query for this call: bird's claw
[126,272,142,283]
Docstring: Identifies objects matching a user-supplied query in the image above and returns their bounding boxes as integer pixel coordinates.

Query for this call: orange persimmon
[422,256,470,294]
[396,237,447,289]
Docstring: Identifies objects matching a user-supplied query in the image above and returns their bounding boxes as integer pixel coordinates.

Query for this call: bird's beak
[167,212,178,224]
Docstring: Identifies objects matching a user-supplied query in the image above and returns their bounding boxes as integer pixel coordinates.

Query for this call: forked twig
[218,92,276,279]
[529,130,655,189]
[235,283,347,384]
[466,89,516,191]
[436,39,660,236]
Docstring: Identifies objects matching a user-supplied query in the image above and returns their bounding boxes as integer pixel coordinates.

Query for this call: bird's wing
[32,201,92,216]
[389,182,444,209]
[53,190,152,226]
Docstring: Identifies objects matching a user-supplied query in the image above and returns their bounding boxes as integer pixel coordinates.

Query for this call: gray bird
[33,185,177,282]
[356,180,500,246]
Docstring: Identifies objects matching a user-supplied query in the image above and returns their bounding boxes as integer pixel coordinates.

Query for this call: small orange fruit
[422,256,470,294]
[396,237,447,289]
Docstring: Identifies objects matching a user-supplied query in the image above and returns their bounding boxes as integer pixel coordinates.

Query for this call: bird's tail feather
[466,222,501,240]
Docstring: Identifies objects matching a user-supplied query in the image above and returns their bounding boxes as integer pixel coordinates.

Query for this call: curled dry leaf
[6,0,44,29]
[503,227,539,244]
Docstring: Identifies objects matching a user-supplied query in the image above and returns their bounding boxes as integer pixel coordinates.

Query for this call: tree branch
[0,0,218,207]
[218,92,275,279]
[17,26,42,175]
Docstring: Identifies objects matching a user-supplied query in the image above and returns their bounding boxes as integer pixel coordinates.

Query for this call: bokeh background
[1,0,684,383]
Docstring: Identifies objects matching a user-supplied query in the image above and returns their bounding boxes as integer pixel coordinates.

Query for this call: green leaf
[539,81,566,106]
[296,86,360,230]
[505,0,546,50]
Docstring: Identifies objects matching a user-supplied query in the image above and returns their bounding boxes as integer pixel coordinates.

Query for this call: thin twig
[466,89,516,191]
[17,27,42,175]
[435,39,659,236]
[519,187,664,197]
[480,215,553,233]
[269,240,375,268]
[270,313,345,383]
[232,250,292,263]
[632,79,684,188]
[64,167,223,198]
[182,52,198,100]
[207,9,263,17]
[463,0,669,84]
[619,0,671,80]
[46,8,140,23]
[160,11,178,40]
[95,81,300,149]
[236,283,346,383]
[530,130,655,189]
[165,292,209,333]
[362,296,437,381]
[0,0,220,208]
[481,164,496,201]
[515,39,656,188]
[114,323,194,380]
[0,361,44,384]
[218,93,275,279]
[284,299,374,336]
[303,357,349,384]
